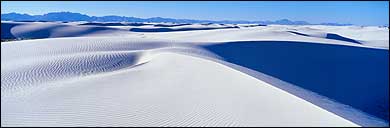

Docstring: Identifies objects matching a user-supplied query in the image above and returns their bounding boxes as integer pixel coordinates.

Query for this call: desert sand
[1,21,388,126]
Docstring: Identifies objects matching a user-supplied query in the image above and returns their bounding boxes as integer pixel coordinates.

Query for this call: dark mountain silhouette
[1,12,35,21]
[1,12,353,26]
[272,19,310,25]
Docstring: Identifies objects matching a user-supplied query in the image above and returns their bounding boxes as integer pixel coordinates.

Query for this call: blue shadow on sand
[203,41,389,122]
[326,33,362,44]
[1,23,21,39]
[1,22,117,39]
[153,23,192,27]
[287,31,362,44]
[129,26,239,32]
[79,22,152,26]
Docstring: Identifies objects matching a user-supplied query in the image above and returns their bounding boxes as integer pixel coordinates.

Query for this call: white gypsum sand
[1,22,389,126]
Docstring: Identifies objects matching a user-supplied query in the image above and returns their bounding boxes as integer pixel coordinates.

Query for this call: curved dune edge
[185,52,388,127]
[2,21,388,49]
[201,41,389,122]
[1,38,386,126]
[129,26,239,32]
[1,54,358,127]
[286,31,362,44]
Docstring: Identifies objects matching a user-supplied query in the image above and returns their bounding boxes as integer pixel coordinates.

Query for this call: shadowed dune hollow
[203,41,389,121]
[1,21,389,126]
[129,26,239,32]
[287,31,362,44]
[1,22,21,39]
[79,22,152,26]
[1,23,117,39]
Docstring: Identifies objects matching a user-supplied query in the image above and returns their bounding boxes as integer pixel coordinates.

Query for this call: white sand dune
[3,21,125,39]
[3,22,387,49]
[1,22,389,126]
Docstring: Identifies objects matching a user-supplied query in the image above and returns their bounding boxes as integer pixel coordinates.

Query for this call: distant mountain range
[1,12,353,26]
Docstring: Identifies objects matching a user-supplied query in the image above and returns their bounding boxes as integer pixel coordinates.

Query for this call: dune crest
[1,21,388,127]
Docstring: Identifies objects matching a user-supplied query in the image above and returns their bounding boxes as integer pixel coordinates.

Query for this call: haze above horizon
[1,1,389,26]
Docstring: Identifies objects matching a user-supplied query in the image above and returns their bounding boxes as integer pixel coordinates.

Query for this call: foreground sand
[1,22,389,126]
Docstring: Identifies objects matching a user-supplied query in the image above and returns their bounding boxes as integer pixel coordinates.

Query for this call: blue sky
[1,1,389,26]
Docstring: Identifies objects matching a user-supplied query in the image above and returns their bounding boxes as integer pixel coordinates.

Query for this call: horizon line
[1,11,360,26]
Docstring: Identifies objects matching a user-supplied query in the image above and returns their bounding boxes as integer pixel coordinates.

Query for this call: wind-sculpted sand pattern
[1,22,389,127]
[129,26,240,32]
[1,38,217,96]
[1,37,365,126]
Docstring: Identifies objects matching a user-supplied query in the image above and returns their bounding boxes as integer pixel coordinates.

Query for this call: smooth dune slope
[1,21,389,126]
[203,41,389,122]
[1,22,22,39]
[1,37,361,127]
[2,22,388,49]
[2,21,124,39]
